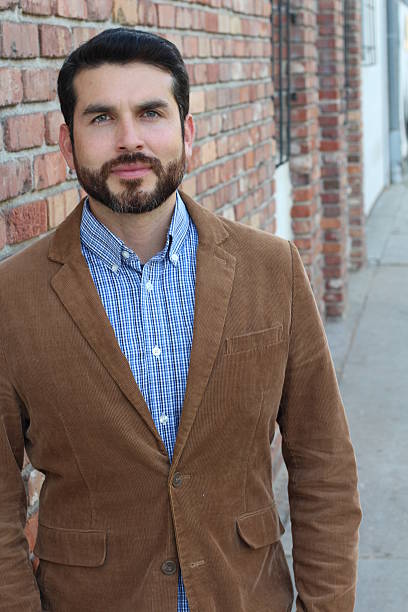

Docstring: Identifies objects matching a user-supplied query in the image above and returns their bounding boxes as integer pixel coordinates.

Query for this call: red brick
[205,12,219,33]
[45,110,64,145]
[86,0,113,20]
[56,0,87,19]
[0,68,23,107]
[20,0,53,15]
[34,152,67,190]
[22,68,58,102]
[138,0,157,26]
[24,515,39,556]
[0,22,39,58]
[157,3,176,27]
[4,114,45,152]
[6,200,47,245]
[72,27,101,48]
[0,0,18,8]
[39,24,72,58]
[176,7,192,29]
[112,0,139,24]
[0,159,32,202]
[0,213,6,250]
[47,188,79,228]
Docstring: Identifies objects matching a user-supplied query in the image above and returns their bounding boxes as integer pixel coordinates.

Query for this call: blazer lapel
[171,194,236,467]
[48,193,236,462]
[48,201,166,450]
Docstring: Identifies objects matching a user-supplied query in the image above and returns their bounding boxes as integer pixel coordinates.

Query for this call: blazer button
[172,472,183,488]
[161,560,177,576]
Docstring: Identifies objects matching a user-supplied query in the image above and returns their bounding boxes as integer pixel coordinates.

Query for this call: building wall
[288,0,365,316]
[399,1,408,159]
[346,1,365,269]
[361,0,389,214]
[274,161,293,240]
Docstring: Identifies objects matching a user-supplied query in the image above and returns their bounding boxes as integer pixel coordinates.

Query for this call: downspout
[387,0,403,182]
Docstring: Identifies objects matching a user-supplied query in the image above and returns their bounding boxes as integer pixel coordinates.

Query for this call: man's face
[59,62,194,214]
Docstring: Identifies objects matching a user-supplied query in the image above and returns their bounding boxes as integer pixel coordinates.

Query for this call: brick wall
[289,0,323,310]
[345,1,365,269]
[318,0,349,317]
[287,0,364,316]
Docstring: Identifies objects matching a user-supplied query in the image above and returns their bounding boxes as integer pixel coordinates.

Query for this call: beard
[73,148,186,215]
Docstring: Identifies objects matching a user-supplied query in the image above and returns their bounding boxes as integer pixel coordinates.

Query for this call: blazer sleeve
[277,242,362,612]
[0,342,42,612]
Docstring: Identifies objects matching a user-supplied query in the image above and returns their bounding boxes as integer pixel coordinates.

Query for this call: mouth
[110,164,152,179]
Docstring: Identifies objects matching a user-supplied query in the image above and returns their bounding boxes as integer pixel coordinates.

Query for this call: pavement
[275,179,408,610]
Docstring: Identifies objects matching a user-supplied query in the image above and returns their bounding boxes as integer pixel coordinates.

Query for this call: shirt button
[146,280,153,291]
[122,250,130,260]
[111,264,119,273]
[161,560,177,576]
[152,346,161,357]
[172,472,183,488]
[170,253,179,264]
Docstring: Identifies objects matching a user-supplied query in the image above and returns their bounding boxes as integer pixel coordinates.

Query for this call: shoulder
[181,191,293,270]
[0,231,55,286]
[217,215,294,281]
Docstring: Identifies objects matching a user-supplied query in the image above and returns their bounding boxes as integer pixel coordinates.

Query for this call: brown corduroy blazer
[0,193,361,612]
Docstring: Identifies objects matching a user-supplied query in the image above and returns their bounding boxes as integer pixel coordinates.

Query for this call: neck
[88,193,177,264]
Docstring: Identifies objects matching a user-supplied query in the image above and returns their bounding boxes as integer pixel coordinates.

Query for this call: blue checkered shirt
[80,192,196,612]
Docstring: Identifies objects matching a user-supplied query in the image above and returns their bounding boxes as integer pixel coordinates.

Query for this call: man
[0,28,361,612]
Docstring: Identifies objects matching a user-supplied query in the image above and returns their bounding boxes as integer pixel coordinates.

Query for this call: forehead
[73,62,176,111]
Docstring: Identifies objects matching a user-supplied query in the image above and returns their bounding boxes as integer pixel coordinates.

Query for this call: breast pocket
[225,324,283,356]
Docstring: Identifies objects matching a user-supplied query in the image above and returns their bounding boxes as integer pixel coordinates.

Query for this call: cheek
[74,138,111,169]
[144,124,183,156]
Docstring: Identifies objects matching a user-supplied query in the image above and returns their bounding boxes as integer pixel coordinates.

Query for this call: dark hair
[57,28,190,140]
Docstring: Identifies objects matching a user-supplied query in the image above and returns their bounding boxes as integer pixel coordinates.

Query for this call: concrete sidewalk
[277,180,408,610]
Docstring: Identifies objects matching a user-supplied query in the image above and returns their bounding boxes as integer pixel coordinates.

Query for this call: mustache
[102,152,164,177]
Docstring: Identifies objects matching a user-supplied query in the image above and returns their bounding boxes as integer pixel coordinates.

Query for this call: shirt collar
[80,191,190,273]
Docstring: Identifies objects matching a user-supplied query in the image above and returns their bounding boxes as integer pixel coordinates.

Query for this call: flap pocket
[237,505,285,549]
[34,523,107,567]
[225,324,283,355]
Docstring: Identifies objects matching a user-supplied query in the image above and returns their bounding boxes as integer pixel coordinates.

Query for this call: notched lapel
[172,241,236,467]
[48,204,165,450]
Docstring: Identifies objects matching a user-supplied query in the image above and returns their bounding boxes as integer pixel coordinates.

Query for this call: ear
[59,124,76,171]
[183,114,195,159]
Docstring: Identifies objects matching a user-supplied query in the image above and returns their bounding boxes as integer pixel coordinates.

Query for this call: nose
[115,117,145,152]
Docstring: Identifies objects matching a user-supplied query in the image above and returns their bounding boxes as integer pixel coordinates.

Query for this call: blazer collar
[48,190,230,265]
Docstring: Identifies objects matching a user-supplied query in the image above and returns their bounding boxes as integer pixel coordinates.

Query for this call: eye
[143,110,160,120]
[92,114,112,125]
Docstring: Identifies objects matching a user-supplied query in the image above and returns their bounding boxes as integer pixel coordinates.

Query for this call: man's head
[57,28,194,215]
[58,28,190,142]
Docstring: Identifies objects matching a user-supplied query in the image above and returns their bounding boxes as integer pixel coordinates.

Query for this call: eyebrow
[81,99,171,116]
